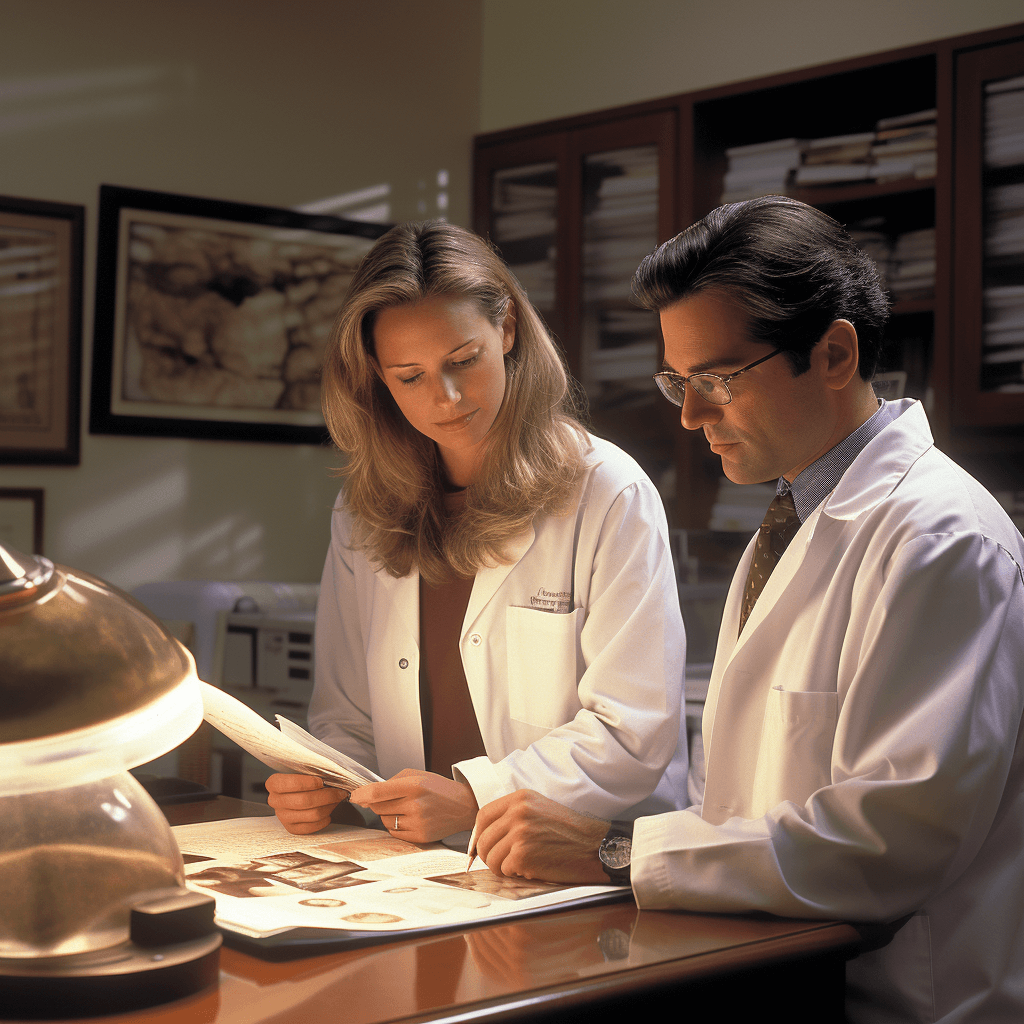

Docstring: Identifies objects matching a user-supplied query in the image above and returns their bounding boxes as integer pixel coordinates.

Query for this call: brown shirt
[417,492,486,775]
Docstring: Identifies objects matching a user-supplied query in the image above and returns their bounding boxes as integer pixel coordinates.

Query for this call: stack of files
[985,75,1024,168]
[871,109,937,180]
[982,284,1024,392]
[888,227,935,299]
[720,138,805,203]
[709,480,777,533]
[582,147,658,302]
[985,182,1024,259]
[794,132,875,186]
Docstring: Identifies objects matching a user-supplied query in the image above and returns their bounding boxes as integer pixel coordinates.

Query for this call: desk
[11,799,861,1024]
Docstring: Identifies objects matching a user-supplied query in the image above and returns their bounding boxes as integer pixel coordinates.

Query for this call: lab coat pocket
[505,606,583,729]
[751,687,838,817]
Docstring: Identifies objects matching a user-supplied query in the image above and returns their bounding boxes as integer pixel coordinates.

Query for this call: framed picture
[91,185,389,444]
[0,487,44,555]
[0,196,84,464]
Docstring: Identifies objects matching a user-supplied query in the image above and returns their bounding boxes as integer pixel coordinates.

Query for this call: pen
[465,823,478,874]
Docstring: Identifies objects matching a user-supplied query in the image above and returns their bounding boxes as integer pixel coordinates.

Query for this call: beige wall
[480,0,1024,131]
[0,0,482,589]
[6,0,1022,592]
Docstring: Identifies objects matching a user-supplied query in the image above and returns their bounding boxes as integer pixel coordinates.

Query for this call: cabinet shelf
[791,177,936,207]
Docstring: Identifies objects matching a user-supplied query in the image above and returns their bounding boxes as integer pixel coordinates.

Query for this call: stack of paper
[721,138,805,202]
[985,75,1024,168]
[795,132,875,186]
[491,163,558,309]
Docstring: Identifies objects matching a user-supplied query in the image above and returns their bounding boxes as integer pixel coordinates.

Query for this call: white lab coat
[631,400,1024,1023]
[310,435,689,820]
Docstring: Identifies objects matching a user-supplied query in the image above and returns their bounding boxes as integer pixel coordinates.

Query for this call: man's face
[659,289,836,484]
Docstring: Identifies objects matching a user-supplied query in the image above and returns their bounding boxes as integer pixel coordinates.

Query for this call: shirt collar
[777,399,899,522]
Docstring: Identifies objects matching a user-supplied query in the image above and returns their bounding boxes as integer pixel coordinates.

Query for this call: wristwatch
[598,821,633,886]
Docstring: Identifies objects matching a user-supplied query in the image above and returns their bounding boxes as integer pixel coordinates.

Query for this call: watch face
[599,836,631,870]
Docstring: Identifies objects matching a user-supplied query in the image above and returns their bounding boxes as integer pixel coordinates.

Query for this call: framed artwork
[91,185,389,444]
[0,487,44,555]
[0,195,84,464]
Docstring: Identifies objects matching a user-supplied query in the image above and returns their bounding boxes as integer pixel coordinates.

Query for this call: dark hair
[632,196,890,379]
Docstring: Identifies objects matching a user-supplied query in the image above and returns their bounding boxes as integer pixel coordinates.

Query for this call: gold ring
[394,816,400,831]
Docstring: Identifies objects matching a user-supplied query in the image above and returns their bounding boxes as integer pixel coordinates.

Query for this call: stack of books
[719,108,938,203]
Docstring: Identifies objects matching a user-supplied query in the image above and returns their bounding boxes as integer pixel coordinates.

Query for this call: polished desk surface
[11,798,861,1024]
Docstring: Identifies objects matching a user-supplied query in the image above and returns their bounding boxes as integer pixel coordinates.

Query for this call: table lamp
[0,542,221,1017]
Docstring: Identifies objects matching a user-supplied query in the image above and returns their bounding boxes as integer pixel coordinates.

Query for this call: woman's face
[372,294,515,487]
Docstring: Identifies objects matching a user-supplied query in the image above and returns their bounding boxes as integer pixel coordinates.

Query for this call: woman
[267,222,687,842]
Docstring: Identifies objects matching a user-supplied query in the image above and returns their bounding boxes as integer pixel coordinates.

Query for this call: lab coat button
[399,658,409,669]
[469,633,482,646]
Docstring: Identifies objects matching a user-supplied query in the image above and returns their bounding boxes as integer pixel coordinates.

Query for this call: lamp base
[0,932,221,1018]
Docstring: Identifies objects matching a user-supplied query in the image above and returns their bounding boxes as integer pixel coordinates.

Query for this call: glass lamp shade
[0,543,219,1015]
[0,544,203,795]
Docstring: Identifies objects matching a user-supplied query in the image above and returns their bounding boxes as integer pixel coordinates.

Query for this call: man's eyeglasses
[653,348,785,407]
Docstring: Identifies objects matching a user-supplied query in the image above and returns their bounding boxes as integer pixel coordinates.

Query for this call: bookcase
[474,21,1024,528]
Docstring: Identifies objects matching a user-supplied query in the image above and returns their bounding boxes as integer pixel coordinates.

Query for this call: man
[473,196,1024,1023]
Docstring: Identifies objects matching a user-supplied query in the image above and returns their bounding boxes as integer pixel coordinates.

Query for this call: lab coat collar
[464,524,536,634]
[723,401,932,656]
[822,399,933,522]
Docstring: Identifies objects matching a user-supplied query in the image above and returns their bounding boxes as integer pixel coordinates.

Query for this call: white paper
[174,816,625,937]
[200,682,382,789]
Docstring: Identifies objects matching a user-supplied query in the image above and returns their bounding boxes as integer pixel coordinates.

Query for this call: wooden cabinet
[474,22,1024,528]
[475,110,680,502]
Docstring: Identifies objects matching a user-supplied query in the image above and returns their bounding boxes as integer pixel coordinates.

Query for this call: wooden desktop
[9,798,861,1023]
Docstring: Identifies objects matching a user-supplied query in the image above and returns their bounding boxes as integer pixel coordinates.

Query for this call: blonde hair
[322,221,589,585]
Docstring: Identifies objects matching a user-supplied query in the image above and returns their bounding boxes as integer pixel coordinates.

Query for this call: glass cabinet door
[954,38,1024,425]
[578,145,661,434]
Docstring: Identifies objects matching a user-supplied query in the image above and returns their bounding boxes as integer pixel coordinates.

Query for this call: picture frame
[0,195,84,464]
[0,487,44,555]
[91,185,389,444]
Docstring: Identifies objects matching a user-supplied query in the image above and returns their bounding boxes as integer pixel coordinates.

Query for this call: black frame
[0,195,84,464]
[0,487,45,554]
[91,185,388,444]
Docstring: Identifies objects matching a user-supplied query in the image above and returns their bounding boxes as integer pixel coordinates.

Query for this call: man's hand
[349,769,478,843]
[472,790,611,884]
[265,773,347,835]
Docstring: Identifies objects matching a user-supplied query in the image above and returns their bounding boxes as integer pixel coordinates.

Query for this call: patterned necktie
[738,490,802,636]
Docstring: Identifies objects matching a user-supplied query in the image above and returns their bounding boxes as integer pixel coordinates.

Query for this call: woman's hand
[265,773,347,835]
[349,769,478,843]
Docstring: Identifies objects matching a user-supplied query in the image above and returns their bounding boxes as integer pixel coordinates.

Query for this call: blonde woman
[267,222,687,843]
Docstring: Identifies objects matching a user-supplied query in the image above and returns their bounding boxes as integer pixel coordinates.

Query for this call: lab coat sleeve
[631,530,1024,921]
[307,513,380,776]
[455,479,687,817]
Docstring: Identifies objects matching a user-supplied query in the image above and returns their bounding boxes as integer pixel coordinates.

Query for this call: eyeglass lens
[655,373,731,407]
